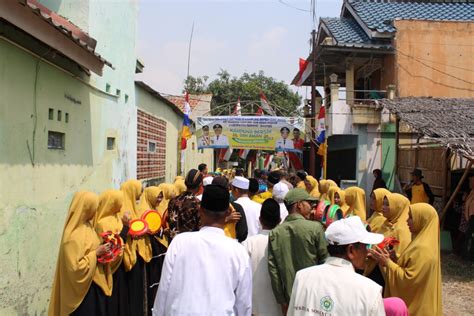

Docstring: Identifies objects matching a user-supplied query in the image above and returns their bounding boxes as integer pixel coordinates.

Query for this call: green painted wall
[0,1,138,314]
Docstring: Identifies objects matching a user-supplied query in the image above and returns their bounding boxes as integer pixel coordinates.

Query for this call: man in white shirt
[288,216,386,316]
[211,124,229,148]
[232,176,262,237]
[275,127,294,151]
[243,198,282,316]
[272,182,289,222]
[153,184,252,316]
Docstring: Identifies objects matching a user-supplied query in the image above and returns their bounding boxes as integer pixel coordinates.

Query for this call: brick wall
[137,109,166,180]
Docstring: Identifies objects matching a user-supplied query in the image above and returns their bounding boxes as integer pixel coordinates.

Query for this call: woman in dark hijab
[372,169,387,192]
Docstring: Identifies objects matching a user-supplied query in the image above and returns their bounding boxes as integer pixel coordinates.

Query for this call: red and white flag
[295,58,312,86]
[238,149,250,160]
[264,154,273,170]
[232,97,242,116]
[219,148,233,162]
[259,91,276,116]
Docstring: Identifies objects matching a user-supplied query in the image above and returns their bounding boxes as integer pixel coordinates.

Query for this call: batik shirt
[167,191,201,241]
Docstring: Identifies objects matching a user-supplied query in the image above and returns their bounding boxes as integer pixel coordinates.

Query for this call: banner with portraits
[196,116,305,153]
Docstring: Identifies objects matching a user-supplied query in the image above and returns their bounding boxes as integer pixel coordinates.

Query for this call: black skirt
[127,256,146,316]
[71,282,107,316]
[146,236,167,314]
[106,263,129,316]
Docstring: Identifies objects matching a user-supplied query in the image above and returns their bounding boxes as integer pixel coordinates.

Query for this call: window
[116,89,121,97]
[148,141,156,153]
[57,110,62,121]
[48,131,65,150]
[107,137,116,150]
[65,113,69,123]
[106,83,111,93]
[125,94,129,103]
[48,108,54,120]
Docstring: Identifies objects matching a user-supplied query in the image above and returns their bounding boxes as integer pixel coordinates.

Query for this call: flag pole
[309,29,317,176]
[178,22,195,176]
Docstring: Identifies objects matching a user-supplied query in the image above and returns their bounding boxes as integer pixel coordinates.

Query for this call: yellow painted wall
[393,20,474,98]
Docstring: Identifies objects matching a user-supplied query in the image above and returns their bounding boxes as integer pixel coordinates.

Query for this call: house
[166,93,215,173]
[135,82,214,183]
[292,0,474,195]
[0,0,138,314]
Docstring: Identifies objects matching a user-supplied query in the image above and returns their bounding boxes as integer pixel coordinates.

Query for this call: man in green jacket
[268,188,329,314]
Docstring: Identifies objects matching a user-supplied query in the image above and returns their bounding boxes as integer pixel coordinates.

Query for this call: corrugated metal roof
[348,0,474,34]
[321,17,393,49]
[24,0,113,69]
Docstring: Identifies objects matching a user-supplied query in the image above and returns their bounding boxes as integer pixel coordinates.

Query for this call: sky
[135,0,343,98]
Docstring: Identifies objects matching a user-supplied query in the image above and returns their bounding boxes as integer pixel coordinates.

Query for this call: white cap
[273,182,289,200]
[325,216,384,246]
[232,176,249,190]
[203,176,213,187]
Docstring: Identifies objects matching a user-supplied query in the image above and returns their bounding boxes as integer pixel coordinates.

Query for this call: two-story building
[293,0,473,195]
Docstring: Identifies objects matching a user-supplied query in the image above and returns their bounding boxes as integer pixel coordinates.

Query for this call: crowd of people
[49,163,445,316]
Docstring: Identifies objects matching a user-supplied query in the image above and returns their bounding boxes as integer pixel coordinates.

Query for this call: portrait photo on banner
[196,116,305,153]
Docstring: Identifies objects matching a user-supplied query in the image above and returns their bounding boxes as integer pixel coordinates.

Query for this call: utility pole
[309,29,317,177]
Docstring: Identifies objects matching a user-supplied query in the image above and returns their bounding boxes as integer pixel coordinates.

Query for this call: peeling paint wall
[0,1,138,314]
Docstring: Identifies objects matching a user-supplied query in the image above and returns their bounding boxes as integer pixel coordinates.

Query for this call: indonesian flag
[295,58,312,87]
[233,97,242,116]
[255,107,264,116]
[259,91,276,116]
[264,154,273,170]
[219,148,233,162]
[239,149,250,159]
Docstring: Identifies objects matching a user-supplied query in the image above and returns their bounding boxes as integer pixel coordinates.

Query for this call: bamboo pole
[440,159,473,227]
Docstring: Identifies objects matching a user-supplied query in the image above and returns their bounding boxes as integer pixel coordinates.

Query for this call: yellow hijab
[223,203,238,239]
[365,193,411,277]
[333,188,349,216]
[120,180,152,269]
[137,186,162,216]
[345,186,367,221]
[120,180,142,217]
[93,190,124,296]
[319,179,337,201]
[367,188,390,233]
[305,175,320,198]
[173,177,187,196]
[49,192,100,316]
[157,183,176,217]
[384,203,442,315]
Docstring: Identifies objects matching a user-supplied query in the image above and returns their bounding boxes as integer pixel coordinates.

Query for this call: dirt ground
[442,252,474,315]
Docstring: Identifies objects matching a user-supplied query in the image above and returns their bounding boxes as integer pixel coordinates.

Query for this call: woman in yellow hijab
[120,180,150,316]
[137,186,162,216]
[345,186,367,220]
[94,190,129,315]
[173,176,187,196]
[367,188,390,233]
[369,203,442,315]
[333,188,349,215]
[318,179,337,201]
[49,192,111,316]
[365,193,411,288]
[304,175,320,198]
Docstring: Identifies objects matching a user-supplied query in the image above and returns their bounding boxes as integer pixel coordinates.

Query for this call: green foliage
[184,70,301,116]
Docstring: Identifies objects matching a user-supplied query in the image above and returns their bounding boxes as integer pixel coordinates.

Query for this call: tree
[184,70,301,116]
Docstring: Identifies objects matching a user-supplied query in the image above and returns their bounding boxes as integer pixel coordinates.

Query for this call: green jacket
[268,213,328,304]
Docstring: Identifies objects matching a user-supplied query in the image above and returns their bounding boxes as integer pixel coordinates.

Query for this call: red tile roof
[165,94,213,112]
